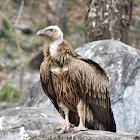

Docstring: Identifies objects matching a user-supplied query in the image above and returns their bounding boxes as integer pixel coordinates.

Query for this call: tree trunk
[46,0,67,34]
[85,0,133,44]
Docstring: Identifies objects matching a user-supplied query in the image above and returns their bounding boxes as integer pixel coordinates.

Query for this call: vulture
[37,25,116,134]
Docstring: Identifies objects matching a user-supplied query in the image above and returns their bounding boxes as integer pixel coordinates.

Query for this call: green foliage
[2,28,13,38]
[135,0,140,4]
[11,46,18,53]
[25,51,31,57]
[1,86,20,103]
[0,45,4,53]
[134,25,140,33]
[75,25,85,36]
[1,12,17,48]
[136,38,140,43]
[0,65,3,71]
[1,12,10,29]
[13,98,20,103]
[9,38,17,47]
[133,25,140,44]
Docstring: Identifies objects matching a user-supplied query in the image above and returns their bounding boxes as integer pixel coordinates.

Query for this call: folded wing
[68,57,116,132]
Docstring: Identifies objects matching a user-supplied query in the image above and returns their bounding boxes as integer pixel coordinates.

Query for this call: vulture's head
[37,25,63,42]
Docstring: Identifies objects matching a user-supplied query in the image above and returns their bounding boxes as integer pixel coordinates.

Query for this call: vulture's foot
[56,122,74,135]
[74,124,88,132]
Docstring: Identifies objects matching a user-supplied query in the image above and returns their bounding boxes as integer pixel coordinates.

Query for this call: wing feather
[68,58,116,132]
[69,58,109,102]
[40,60,60,112]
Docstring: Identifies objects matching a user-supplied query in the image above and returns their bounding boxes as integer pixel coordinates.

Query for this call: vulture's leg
[74,100,87,132]
[56,102,74,134]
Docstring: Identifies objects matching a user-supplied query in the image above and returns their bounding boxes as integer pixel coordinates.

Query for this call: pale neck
[50,37,63,57]
[50,37,63,45]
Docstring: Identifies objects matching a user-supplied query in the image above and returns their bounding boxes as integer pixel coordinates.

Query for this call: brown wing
[68,57,116,132]
[40,60,60,112]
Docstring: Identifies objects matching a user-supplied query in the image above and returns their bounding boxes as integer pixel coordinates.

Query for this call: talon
[56,124,64,130]
[56,122,74,134]
[74,125,88,132]
[58,129,65,135]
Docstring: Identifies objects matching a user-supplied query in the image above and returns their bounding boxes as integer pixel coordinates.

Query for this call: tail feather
[85,104,116,132]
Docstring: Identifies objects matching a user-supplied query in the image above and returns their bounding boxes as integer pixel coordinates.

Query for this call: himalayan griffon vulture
[37,26,116,134]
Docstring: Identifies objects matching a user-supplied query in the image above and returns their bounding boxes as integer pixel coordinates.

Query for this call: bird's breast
[51,63,68,73]
[51,64,79,112]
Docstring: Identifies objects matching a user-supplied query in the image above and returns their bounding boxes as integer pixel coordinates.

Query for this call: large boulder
[20,40,140,134]
[1,40,140,139]
[19,81,53,110]
[75,40,140,134]
[0,107,63,140]
[0,107,139,140]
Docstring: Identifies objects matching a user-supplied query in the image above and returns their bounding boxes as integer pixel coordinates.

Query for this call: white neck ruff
[50,38,63,57]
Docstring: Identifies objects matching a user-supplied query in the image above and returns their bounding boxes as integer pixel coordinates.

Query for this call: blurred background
[0,0,140,110]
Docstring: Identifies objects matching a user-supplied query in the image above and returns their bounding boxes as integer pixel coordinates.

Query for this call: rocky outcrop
[20,40,140,134]
[1,40,140,139]
[0,107,140,140]
[19,81,54,110]
[75,40,140,134]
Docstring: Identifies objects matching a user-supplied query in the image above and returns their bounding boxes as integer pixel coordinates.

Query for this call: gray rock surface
[1,40,140,139]
[19,81,54,110]
[0,107,140,140]
[9,70,40,95]
[75,40,140,134]
[20,40,140,134]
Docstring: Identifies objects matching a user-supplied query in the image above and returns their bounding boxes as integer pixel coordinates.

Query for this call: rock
[29,51,44,70]
[19,81,54,110]
[21,42,33,52]
[9,70,40,95]
[15,25,35,35]
[0,107,140,140]
[0,54,15,67]
[1,40,140,139]
[20,40,140,134]
[0,102,10,111]
[75,40,140,134]
[0,107,63,140]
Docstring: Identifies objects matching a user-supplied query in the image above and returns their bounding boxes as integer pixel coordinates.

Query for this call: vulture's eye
[49,29,53,32]
[46,29,54,36]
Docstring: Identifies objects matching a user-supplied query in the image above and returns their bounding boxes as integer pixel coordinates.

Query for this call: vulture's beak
[37,29,46,36]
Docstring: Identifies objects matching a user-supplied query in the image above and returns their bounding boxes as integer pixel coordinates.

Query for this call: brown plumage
[37,26,116,134]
